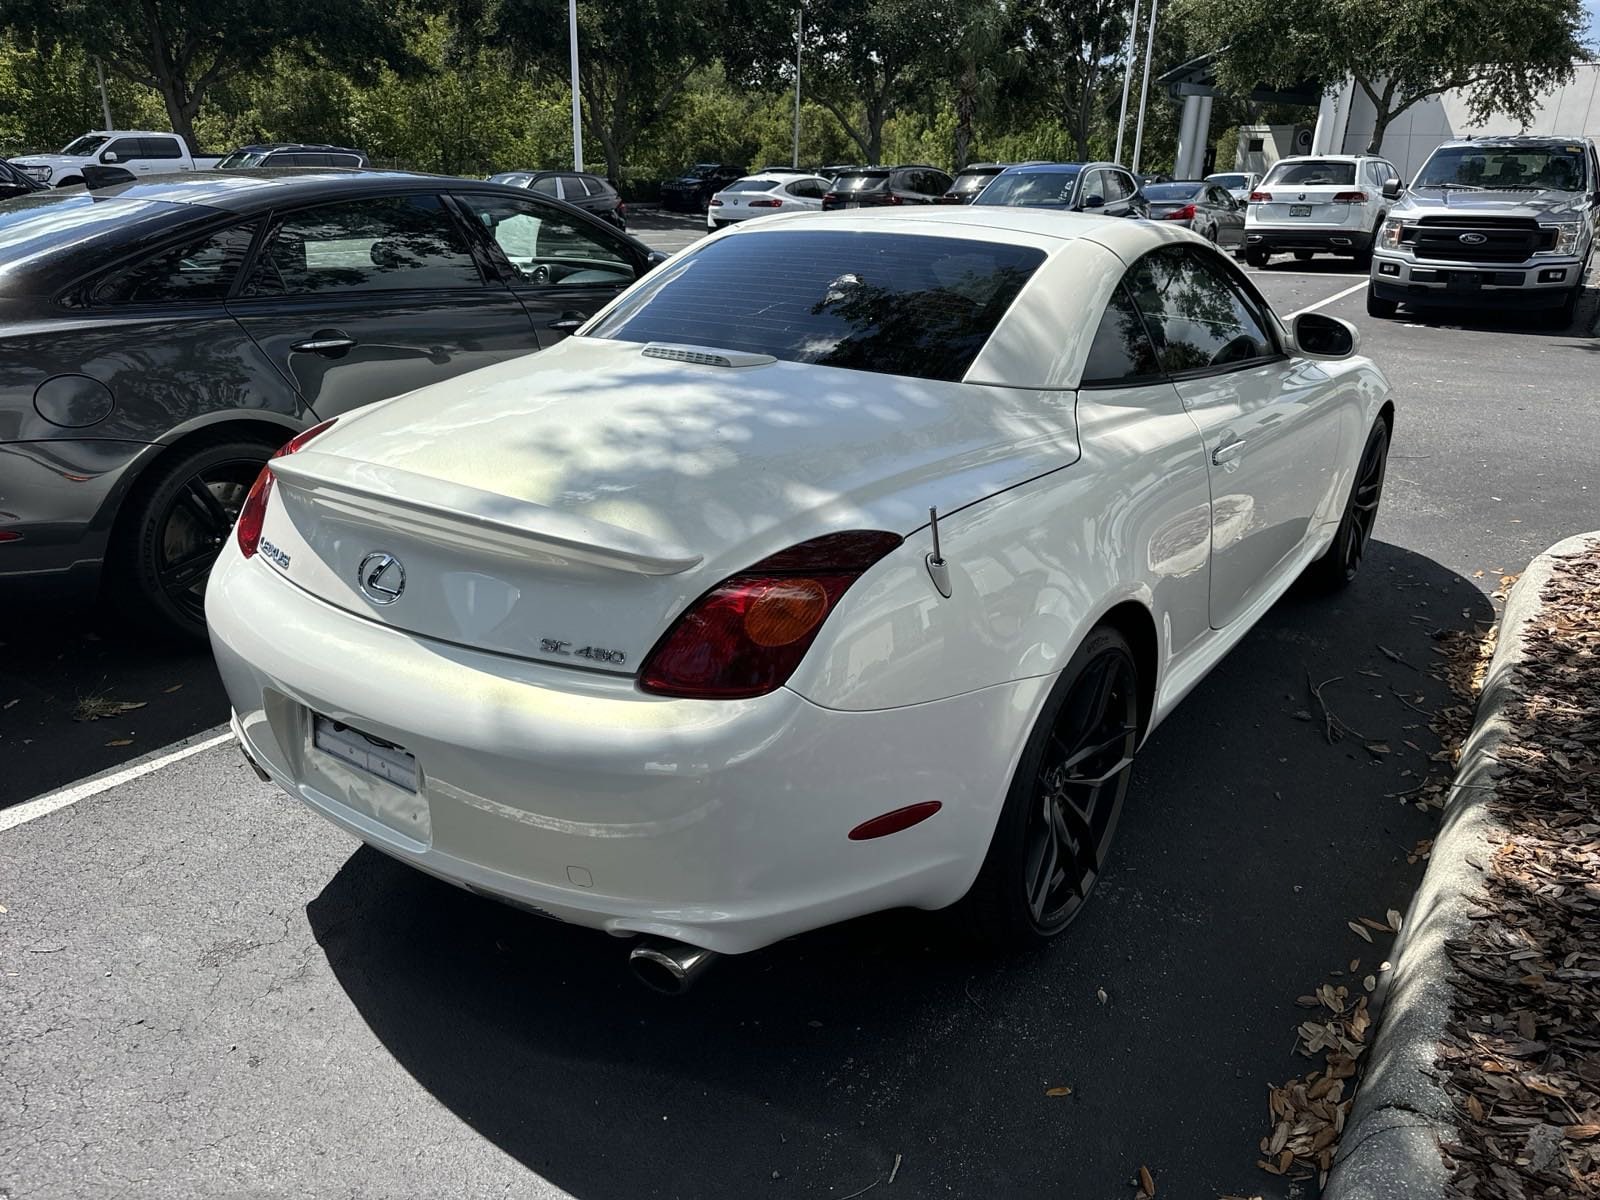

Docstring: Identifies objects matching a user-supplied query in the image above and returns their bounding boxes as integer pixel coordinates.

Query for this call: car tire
[958,625,1141,950]
[1303,418,1389,593]
[1245,247,1270,268]
[1365,285,1399,319]
[108,433,281,642]
[1548,281,1581,329]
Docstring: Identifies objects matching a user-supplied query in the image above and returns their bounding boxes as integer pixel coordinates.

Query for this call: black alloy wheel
[1305,420,1389,592]
[113,436,277,640]
[960,626,1141,946]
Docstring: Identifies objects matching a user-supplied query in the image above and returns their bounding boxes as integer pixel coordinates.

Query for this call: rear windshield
[722,178,779,192]
[1263,160,1356,186]
[587,229,1046,383]
[1143,183,1205,201]
[949,170,1000,196]
[830,173,888,193]
[1208,174,1249,189]
[1415,145,1587,192]
[217,151,269,168]
[973,170,1080,207]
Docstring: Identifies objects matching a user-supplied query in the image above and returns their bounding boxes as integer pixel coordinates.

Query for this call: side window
[102,137,141,161]
[1080,170,1106,206]
[141,137,185,160]
[91,222,257,305]
[1081,282,1163,386]
[926,172,952,196]
[1125,246,1277,374]
[559,174,590,199]
[787,179,822,199]
[454,193,635,286]
[529,176,560,198]
[244,194,482,296]
[1106,171,1133,202]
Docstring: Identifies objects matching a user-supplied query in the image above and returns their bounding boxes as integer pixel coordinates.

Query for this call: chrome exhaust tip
[628,937,718,994]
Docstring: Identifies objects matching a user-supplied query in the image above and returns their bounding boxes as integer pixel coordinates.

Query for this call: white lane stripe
[0,727,232,833]
[1283,280,1367,320]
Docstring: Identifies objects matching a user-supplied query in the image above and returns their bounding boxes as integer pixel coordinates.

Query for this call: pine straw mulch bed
[1437,540,1600,1198]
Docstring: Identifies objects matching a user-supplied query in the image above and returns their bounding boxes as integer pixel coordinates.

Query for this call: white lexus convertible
[208,208,1392,992]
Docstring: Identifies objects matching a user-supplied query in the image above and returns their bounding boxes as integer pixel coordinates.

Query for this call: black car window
[1080,170,1106,206]
[1125,246,1277,374]
[787,179,825,199]
[831,173,888,193]
[274,153,313,167]
[1081,282,1163,387]
[583,175,615,197]
[140,137,185,160]
[326,154,361,169]
[244,194,482,296]
[103,138,141,162]
[1103,171,1130,202]
[974,170,1080,207]
[588,229,1046,383]
[454,193,634,285]
[529,176,560,198]
[560,174,591,199]
[91,221,258,305]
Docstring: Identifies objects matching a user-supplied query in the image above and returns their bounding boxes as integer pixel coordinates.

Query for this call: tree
[1017,0,1128,163]
[0,0,420,152]
[1187,0,1586,155]
[462,0,728,181]
[947,0,1025,167]
[728,0,959,166]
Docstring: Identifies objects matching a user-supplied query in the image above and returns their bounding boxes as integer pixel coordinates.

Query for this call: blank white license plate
[1289,204,1313,217]
[312,716,419,792]
[844,200,860,208]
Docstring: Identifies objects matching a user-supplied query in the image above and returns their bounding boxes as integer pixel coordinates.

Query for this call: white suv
[1244,154,1401,267]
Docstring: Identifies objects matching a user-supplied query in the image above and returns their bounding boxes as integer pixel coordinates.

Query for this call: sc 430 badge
[258,539,291,570]
[540,638,626,665]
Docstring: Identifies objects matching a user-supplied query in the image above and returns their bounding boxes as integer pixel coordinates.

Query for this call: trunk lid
[257,336,1078,671]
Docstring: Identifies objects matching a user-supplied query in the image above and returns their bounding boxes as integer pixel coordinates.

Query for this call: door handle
[546,312,586,332]
[290,331,356,355]
[1212,436,1247,465]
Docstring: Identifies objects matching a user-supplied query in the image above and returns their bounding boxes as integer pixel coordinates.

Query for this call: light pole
[95,57,113,130]
[1112,0,1140,165]
[568,0,583,171]
[1131,0,1160,173]
[792,6,803,169]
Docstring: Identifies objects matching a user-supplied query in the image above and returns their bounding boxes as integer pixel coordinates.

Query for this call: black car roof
[86,169,524,214]
[232,143,364,154]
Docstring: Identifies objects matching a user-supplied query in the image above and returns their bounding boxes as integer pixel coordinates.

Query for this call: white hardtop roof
[1270,153,1371,163]
[722,204,1143,254]
[726,172,829,185]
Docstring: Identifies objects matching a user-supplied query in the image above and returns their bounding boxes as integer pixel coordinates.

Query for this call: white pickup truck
[10,131,221,188]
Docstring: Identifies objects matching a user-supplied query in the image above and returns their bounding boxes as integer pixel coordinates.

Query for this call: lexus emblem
[1458,232,1488,245]
[357,552,405,604]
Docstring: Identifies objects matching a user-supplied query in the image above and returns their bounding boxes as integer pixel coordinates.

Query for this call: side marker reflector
[848,801,943,841]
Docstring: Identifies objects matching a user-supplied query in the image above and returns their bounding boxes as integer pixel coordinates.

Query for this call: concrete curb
[1322,531,1600,1199]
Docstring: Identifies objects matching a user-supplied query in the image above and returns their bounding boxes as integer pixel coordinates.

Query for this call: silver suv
[1368,136,1599,324]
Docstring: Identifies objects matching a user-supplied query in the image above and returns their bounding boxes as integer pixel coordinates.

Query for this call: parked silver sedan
[1144,181,1246,248]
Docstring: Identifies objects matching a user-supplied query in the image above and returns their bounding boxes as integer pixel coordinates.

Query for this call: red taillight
[638,530,904,699]
[748,198,782,208]
[709,198,723,207]
[617,201,626,216]
[1249,190,1271,201]
[1162,203,1197,221]
[1333,190,1367,203]
[0,530,21,543]
[887,192,903,205]
[235,418,338,559]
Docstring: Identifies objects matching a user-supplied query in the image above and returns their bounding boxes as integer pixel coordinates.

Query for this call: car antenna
[926,506,953,598]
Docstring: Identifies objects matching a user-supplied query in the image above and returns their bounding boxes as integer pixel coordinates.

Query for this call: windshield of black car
[61,135,110,157]
[1262,161,1357,186]
[1143,183,1205,202]
[687,165,718,178]
[587,229,1046,383]
[831,173,888,192]
[973,171,1080,206]
[217,151,268,168]
[1415,146,1587,192]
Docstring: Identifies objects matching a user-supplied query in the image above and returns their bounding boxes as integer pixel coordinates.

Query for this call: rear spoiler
[270,451,702,577]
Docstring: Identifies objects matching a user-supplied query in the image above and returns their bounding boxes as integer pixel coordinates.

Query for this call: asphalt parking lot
[4,219,1598,1198]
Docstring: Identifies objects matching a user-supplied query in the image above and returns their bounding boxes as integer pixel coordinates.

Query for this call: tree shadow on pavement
[307,539,1493,1200]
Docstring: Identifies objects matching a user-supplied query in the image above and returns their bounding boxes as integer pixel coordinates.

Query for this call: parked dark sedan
[0,170,663,637]
[971,162,1148,219]
[487,169,626,229]
[821,165,954,209]
[938,162,1009,203]
[1143,180,1245,247]
[0,158,49,200]
[659,163,745,212]
[216,143,369,169]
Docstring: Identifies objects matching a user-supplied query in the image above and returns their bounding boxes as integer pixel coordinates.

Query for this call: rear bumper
[1370,250,1582,308]
[207,548,1041,955]
[1246,227,1373,253]
[0,438,150,594]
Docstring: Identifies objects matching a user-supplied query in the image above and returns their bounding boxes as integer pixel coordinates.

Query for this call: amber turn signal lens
[744,578,829,647]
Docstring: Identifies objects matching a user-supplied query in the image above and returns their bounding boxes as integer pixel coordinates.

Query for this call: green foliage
[1188,0,1587,153]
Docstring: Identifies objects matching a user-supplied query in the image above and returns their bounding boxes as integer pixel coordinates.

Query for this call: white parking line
[0,727,231,834]
[1283,280,1368,320]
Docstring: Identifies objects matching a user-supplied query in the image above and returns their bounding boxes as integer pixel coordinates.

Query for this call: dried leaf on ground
[1045,1086,1072,1097]
[1137,1164,1156,1197]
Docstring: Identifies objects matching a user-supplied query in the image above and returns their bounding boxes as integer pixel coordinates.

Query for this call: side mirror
[1381,177,1401,200]
[101,150,119,164]
[1082,194,1105,209]
[1293,311,1359,360]
[643,250,670,272]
